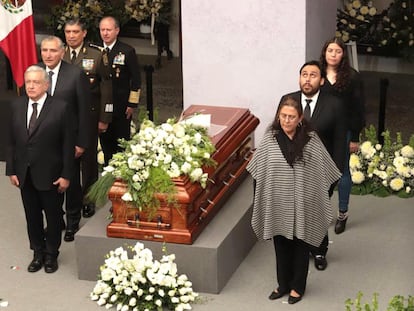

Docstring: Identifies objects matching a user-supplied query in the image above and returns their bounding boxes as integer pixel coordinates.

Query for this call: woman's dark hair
[320,37,351,92]
[271,95,312,165]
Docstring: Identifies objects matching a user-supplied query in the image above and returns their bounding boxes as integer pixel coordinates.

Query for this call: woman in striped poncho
[246,95,341,304]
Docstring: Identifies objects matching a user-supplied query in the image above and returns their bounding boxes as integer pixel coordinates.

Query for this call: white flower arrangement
[124,0,166,23]
[87,117,216,216]
[350,125,414,198]
[336,0,414,59]
[91,242,199,311]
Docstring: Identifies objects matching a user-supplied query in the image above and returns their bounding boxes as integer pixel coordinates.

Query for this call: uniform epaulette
[89,43,104,52]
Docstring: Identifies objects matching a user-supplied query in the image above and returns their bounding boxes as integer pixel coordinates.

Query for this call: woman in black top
[320,37,366,234]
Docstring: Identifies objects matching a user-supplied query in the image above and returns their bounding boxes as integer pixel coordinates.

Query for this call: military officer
[98,16,142,165]
[63,19,112,219]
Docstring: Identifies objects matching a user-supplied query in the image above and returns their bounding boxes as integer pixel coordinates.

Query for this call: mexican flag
[0,0,38,87]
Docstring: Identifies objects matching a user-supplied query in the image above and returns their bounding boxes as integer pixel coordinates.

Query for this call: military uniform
[99,40,141,165]
[63,44,112,209]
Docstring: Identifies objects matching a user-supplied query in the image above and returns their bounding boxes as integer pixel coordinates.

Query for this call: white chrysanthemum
[374,169,388,180]
[103,165,115,173]
[180,295,190,303]
[132,174,141,182]
[124,287,133,296]
[359,5,368,15]
[352,0,361,9]
[406,186,411,193]
[101,268,116,281]
[369,7,377,15]
[173,123,185,138]
[180,162,192,174]
[160,122,173,132]
[121,192,133,202]
[401,145,414,158]
[97,298,107,306]
[396,165,411,178]
[190,168,203,181]
[393,156,406,167]
[390,178,404,191]
[349,154,361,169]
[164,153,172,164]
[128,297,137,306]
[360,141,376,159]
[351,171,365,184]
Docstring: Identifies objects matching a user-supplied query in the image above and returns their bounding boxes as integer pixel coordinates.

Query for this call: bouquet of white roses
[350,125,414,198]
[91,242,198,311]
[87,117,216,216]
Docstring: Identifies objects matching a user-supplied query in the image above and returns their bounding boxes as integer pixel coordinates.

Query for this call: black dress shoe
[314,255,328,270]
[335,217,348,234]
[27,258,43,272]
[44,257,58,273]
[268,290,286,300]
[82,204,95,218]
[288,295,302,304]
[64,227,79,242]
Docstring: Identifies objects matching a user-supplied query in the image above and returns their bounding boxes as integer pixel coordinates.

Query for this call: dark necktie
[71,50,77,64]
[47,71,54,95]
[304,99,312,121]
[28,103,38,135]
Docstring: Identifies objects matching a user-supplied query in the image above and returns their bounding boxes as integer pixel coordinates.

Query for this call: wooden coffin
[107,105,259,244]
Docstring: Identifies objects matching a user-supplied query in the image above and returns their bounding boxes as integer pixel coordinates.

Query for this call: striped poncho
[246,127,341,248]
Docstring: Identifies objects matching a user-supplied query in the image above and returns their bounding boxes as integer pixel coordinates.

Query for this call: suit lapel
[54,61,66,94]
[311,93,325,121]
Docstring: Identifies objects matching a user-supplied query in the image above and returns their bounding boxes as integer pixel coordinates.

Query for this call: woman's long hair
[320,37,351,92]
[271,95,312,165]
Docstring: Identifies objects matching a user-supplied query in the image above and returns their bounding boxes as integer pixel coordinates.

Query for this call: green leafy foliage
[345,292,414,311]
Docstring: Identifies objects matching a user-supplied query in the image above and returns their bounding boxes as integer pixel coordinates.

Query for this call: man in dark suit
[98,16,142,165]
[280,60,346,271]
[40,36,91,242]
[6,65,75,273]
[63,19,113,218]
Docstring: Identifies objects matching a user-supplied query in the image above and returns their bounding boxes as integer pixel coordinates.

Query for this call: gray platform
[75,176,257,294]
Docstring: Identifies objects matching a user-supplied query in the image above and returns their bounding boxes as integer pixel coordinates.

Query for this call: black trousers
[310,182,337,257]
[65,157,82,229]
[273,235,310,296]
[100,115,131,165]
[20,169,64,258]
[81,110,99,201]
